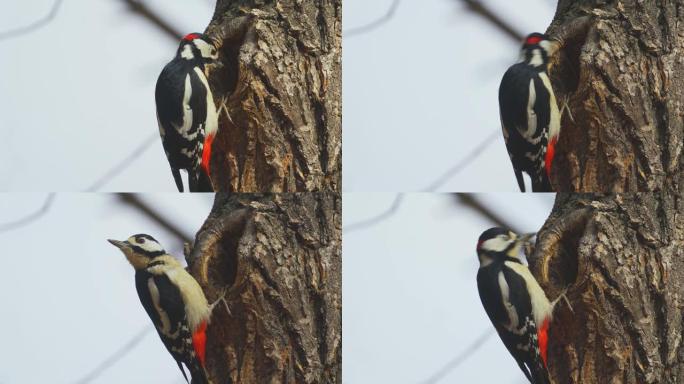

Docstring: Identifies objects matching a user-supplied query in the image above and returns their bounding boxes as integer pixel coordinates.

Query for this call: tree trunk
[203,0,341,192]
[530,192,683,383]
[185,193,341,383]
[547,1,684,191]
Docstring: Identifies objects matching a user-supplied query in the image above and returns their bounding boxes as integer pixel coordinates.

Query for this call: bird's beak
[108,239,127,249]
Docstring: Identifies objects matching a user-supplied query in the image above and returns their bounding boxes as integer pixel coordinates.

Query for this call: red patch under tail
[192,321,208,367]
[538,318,550,367]
[201,133,215,178]
[545,136,557,178]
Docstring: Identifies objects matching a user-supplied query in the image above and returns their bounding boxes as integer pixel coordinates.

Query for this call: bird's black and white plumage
[476,228,554,384]
[499,33,561,192]
[109,234,212,384]
[156,33,219,192]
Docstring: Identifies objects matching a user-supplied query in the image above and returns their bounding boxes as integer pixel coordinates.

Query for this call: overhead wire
[0,0,64,41]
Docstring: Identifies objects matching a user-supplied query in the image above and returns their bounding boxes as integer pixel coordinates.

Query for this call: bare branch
[117,194,193,244]
[454,193,521,233]
[120,0,183,40]
[459,0,524,42]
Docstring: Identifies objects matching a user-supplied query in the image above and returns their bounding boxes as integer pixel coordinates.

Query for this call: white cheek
[180,44,194,60]
[481,237,510,252]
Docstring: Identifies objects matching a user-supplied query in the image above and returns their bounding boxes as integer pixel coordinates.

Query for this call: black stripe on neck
[504,256,522,264]
[129,245,165,258]
[147,260,165,268]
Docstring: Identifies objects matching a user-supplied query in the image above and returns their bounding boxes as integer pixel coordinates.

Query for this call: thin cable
[343,131,499,234]
[343,194,404,233]
[425,131,499,192]
[419,329,494,384]
[72,326,154,384]
[0,194,55,233]
[344,0,400,37]
[0,0,64,41]
[85,132,158,192]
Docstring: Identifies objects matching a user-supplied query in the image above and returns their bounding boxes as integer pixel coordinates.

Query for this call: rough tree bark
[530,193,684,383]
[185,193,341,383]
[202,0,341,192]
[546,1,684,192]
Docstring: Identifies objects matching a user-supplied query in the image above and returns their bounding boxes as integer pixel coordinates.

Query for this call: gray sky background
[0,0,215,192]
[0,193,214,384]
[343,193,556,384]
[0,1,562,383]
[343,0,556,192]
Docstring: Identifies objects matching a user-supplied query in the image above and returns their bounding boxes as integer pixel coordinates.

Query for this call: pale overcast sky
[0,0,215,192]
[0,193,214,383]
[343,193,556,384]
[343,0,556,192]
[0,1,561,384]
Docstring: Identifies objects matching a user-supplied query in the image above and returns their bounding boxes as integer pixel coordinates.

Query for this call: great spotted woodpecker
[476,228,567,384]
[156,33,219,192]
[109,234,225,384]
[499,33,561,192]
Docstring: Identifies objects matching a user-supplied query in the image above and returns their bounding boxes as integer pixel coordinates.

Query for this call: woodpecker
[476,228,566,384]
[109,234,223,384]
[156,33,219,192]
[499,33,561,192]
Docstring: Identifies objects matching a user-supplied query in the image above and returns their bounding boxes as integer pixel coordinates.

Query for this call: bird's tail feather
[172,168,184,192]
[188,360,209,384]
[195,167,214,192]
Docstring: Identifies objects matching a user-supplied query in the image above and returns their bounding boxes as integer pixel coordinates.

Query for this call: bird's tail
[188,362,210,384]
[530,319,552,384]
[531,170,552,192]
[530,363,551,384]
[195,167,214,192]
[188,167,213,192]
[171,168,184,192]
[514,169,526,192]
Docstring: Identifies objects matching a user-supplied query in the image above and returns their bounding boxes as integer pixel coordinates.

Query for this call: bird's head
[177,33,219,63]
[476,227,534,266]
[108,234,166,270]
[520,32,559,67]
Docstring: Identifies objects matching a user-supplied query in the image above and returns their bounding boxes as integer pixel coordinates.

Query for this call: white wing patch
[147,255,211,333]
[539,72,561,140]
[504,261,553,326]
[525,78,538,137]
[175,74,198,140]
[148,277,172,334]
[498,271,520,331]
[193,67,219,136]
